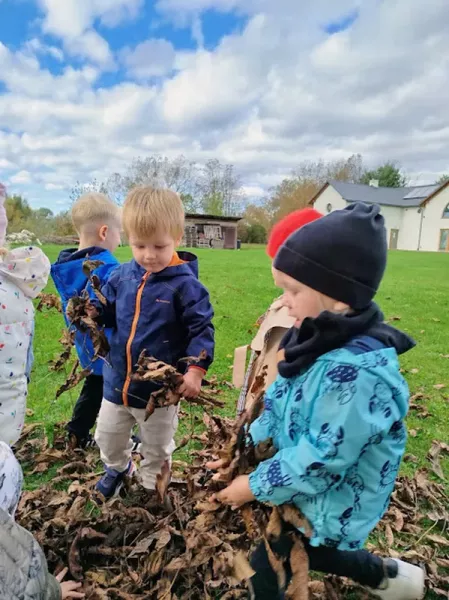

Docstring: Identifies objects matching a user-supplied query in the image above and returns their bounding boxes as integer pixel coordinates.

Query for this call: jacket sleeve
[178,278,214,371]
[25,322,34,383]
[248,384,276,446]
[248,360,403,504]
[90,265,121,328]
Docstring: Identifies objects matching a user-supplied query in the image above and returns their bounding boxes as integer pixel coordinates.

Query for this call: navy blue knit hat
[273,202,387,309]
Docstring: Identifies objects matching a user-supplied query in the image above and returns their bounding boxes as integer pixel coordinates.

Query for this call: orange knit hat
[266,207,323,259]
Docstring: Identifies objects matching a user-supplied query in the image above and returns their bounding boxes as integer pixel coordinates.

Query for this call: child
[234,208,323,415]
[0,441,84,599]
[0,184,50,446]
[51,192,121,448]
[91,186,214,498]
[211,203,425,600]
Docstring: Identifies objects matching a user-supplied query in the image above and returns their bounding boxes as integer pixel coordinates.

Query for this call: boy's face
[272,267,338,328]
[129,231,178,273]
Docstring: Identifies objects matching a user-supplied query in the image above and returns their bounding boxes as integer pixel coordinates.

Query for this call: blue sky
[0,0,448,212]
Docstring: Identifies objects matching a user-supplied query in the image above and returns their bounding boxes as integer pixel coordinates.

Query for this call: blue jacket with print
[97,251,214,408]
[248,338,409,551]
[51,247,119,376]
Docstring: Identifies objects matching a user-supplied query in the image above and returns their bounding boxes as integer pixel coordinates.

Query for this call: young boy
[211,203,425,600]
[234,208,323,415]
[51,192,121,448]
[91,186,214,498]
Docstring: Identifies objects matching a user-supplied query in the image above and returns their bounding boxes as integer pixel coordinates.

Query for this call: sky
[1,0,449,213]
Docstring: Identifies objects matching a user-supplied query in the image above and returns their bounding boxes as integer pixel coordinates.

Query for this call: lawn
[24,245,449,598]
[29,244,449,481]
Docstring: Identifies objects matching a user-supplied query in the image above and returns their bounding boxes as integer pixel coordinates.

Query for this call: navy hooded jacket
[51,247,119,376]
[96,251,215,408]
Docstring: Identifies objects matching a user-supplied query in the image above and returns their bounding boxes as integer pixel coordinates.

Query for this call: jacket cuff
[188,365,207,374]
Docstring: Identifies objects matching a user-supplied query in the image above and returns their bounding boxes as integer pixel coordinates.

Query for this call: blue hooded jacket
[97,251,215,408]
[249,335,411,551]
[51,247,119,376]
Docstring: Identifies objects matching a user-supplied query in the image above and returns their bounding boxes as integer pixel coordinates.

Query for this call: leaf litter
[16,413,449,599]
[29,290,449,597]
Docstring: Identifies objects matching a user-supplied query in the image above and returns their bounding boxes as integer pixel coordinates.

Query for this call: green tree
[35,207,54,219]
[5,195,32,226]
[361,162,407,188]
[247,223,267,244]
[436,174,449,186]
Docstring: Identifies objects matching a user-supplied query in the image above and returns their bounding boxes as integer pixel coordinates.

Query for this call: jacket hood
[55,246,106,265]
[131,250,200,280]
[51,247,117,298]
[0,246,50,299]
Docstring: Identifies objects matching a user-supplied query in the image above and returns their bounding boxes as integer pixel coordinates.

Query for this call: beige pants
[95,399,178,490]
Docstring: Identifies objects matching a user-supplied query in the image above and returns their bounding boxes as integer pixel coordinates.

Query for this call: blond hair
[122,186,185,241]
[71,192,121,234]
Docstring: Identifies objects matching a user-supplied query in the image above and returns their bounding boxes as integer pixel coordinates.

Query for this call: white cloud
[38,0,143,37]
[120,39,176,79]
[65,30,115,68]
[25,38,64,61]
[10,170,32,184]
[2,0,449,213]
[36,0,143,67]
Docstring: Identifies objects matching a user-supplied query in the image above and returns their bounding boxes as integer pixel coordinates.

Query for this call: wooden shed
[183,213,242,249]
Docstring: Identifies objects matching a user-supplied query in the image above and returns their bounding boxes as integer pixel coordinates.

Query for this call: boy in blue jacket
[210,203,425,600]
[90,186,214,498]
[51,192,121,449]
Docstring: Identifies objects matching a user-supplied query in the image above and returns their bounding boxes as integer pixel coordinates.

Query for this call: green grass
[29,245,449,480]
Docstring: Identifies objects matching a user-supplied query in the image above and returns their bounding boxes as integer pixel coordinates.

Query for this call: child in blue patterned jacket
[209,203,425,600]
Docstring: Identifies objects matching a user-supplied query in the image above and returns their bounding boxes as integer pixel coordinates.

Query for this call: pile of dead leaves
[133,351,225,420]
[15,415,272,600]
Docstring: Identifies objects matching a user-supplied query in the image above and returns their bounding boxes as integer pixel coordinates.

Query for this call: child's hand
[210,475,255,509]
[179,368,203,398]
[56,568,85,599]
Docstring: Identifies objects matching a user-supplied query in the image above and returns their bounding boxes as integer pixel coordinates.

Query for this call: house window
[443,204,449,218]
[439,229,449,251]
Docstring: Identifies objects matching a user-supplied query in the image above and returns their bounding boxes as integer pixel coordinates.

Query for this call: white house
[310,179,449,252]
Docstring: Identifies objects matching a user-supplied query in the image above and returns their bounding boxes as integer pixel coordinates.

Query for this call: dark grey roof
[186,213,242,222]
[329,180,440,208]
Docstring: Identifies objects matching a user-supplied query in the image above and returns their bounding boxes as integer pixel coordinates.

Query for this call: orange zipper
[122,272,150,406]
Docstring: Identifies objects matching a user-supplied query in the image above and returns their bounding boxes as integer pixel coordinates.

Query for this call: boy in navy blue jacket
[51,192,121,449]
[90,186,215,498]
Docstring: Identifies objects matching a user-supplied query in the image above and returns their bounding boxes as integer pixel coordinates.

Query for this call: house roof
[186,213,242,222]
[325,180,441,208]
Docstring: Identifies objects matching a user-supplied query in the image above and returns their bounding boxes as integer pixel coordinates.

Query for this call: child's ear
[99,225,108,241]
[333,300,350,314]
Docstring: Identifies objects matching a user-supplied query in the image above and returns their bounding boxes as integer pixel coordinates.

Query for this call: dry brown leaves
[15,406,449,598]
[133,351,225,421]
[36,293,62,313]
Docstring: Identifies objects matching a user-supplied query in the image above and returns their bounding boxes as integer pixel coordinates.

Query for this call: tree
[4,195,33,227]
[70,179,111,204]
[247,224,267,244]
[107,155,198,202]
[35,207,54,219]
[360,162,407,188]
[197,159,243,216]
[268,155,366,223]
[436,174,449,186]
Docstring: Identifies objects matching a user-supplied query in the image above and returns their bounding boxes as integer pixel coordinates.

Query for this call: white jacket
[0,247,50,445]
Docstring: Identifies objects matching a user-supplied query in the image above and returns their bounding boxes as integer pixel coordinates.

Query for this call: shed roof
[186,213,242,222]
